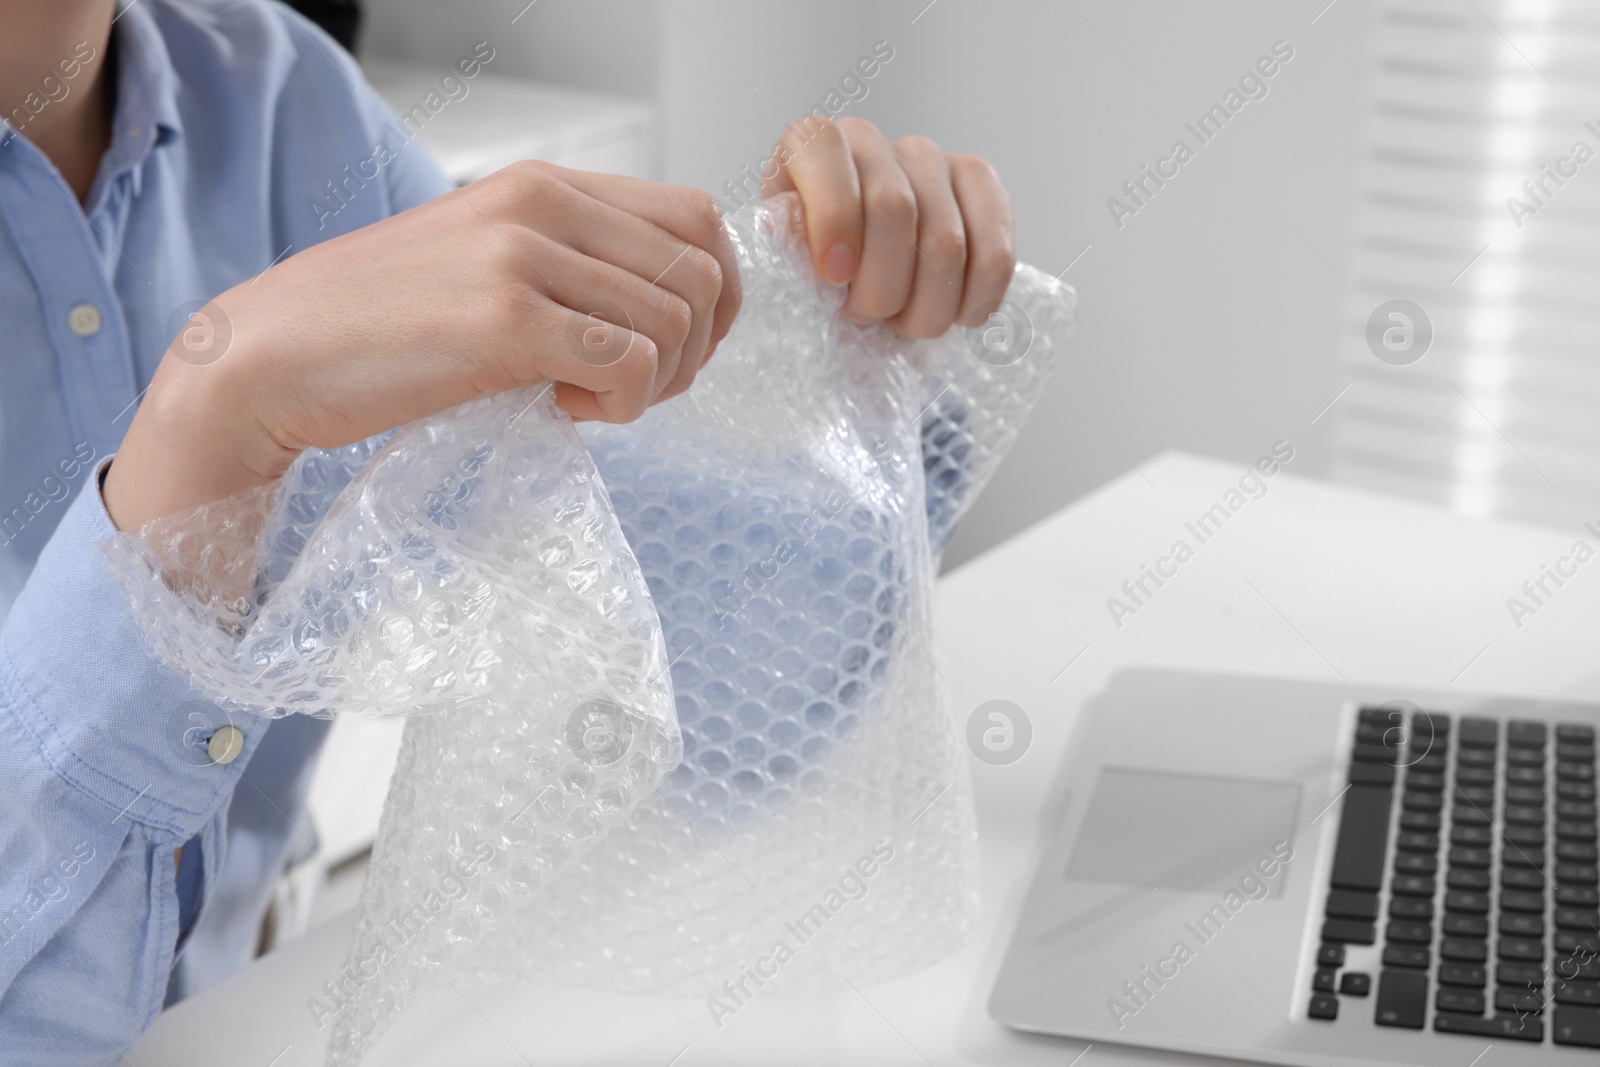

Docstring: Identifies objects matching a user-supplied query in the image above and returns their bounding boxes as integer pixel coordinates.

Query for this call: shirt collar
[0,4,181,163]
[111,0,185,153]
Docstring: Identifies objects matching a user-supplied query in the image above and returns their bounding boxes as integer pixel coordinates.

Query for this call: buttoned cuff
[0,455,266,840]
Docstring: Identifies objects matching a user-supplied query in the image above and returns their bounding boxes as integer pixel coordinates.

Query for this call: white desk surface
[132,451,1600,1066]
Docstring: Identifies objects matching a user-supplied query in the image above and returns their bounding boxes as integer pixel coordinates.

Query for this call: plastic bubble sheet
[101,196,1074,1065]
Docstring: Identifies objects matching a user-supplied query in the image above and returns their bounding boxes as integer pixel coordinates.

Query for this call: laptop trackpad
[1064,767,1302,895]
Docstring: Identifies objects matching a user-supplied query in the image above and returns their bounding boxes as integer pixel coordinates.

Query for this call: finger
[526,308,656,423]
[542,166,742,365]
[532,185,722,400]
[949,154,1016,328]
[836,118,917,324]
[770,117,863,286]
[531,238,693,399]
[885,136,965,339]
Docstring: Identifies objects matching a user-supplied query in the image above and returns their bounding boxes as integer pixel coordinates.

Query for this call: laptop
[990,669,1600,1065]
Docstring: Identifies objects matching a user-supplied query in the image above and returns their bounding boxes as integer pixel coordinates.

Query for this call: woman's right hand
[104,161,741,531]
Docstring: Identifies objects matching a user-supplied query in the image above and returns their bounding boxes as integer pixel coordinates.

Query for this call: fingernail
[821,243,857,285]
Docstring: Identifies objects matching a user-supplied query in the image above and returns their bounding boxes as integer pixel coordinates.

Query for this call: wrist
[104,345,293,530]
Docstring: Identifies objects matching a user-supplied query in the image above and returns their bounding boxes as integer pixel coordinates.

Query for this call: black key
[1497,936,1544,961]
[1449,847,1491,868]
[1559,885,1600,907]
[1507,767,1547,786]
[1555,980,1600,1007]
[1558,743,1596,762]
[1498,962,1545,984]
[1506,805,1546,826]
[1376,969,1428,1028]
[1504,847,1547,868]
[1561,763,1597,782]
[1556,932,1600,954]
[1401,811,1442,832]
[1357,723,1395,745]
[1329,785,1393,892]
[1445,889,1490,914]
[1453,806,1492,826]
[1383,944,1431,969]
[1414,758,1450,778]
[1440,962,1487,988]
[1454,785,1495,805]
[1327,889,1380,920]
[1456,766,1496,785]
[1436,988,1484,1014]
[1557,957,1600,980]
[1349,761,1396,786]
[1560,801,1600,820]
[1509,720,1548,748]
[1434,1012,1544,1040]
[1506,785,1547,805]
[1561,842,1600,863]
[1460,718,1499,748]
[1321,918,1376,945]
[1559,822,1599,843]
[1397,831,1439,852]
[1557,908,1600,930]
[1558,864,1600,886]
[1446,908,1491,934]
[1504,867,1545,890]
[1500,913,1545,937]
[1406,772,1445,793]
[1392,875,1436,897]
[1508,748,1547,767]
[1404,792,1443,813]
[1560,781,1599,802]
[1387,920,1433,944]
[1442,913,1488,937]
[1458,749,1497,768]
[1394,853,1438,874]
[1308,993,1338,1020]
[1313,967,1337,992]
[1390,897,1433,919]
[1317,943,1345,967]
[1453,825,1494,846]
[1554,1005,1600,1046]
[1359,706,1398,726]
[1410,712,1446,752]
[1355,743,1399,765]
[1496,988,1545,1013]
[1558,723,1597,745]
[1501,890,1546,913]
[1441,938,1489,962]
[1448,875,1488,900]
[1340,971,1371,997]
[1506,825,1547,846]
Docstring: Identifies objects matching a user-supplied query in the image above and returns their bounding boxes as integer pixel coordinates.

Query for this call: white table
[132,452,1600,1066]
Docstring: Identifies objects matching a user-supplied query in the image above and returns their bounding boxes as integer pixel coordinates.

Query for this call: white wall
[363,0,1375,569]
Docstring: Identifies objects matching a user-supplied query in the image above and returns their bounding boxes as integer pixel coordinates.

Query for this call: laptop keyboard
[1309,706,1600,1046]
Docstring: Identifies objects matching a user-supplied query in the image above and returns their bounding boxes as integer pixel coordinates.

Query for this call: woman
[0,0,1015,1060]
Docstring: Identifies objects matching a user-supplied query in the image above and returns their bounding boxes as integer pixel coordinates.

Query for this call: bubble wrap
[101,197,1074,1065]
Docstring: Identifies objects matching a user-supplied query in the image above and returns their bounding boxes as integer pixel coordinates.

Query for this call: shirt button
[68,303,103,337]
[207,725,245,765]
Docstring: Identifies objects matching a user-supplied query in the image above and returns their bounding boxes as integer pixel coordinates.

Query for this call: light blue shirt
[0,2,450,1061]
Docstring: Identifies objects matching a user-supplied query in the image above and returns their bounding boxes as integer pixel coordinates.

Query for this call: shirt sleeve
[0,45,454,1067]
[0,459,271,1058]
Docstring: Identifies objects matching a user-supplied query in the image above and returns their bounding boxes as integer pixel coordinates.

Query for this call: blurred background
[299,0,1600,570]
[282,0,1600,929]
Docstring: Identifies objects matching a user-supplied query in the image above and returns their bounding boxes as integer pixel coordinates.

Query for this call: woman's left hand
[763,116,1015,338]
